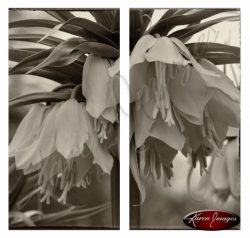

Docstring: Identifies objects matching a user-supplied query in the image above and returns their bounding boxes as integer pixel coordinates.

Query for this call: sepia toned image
[129,8,240,229]
[9,9,120,229]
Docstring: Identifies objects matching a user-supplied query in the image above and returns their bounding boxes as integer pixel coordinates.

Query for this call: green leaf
[141,9,154,32]
[57,17,119,47]
[10,45,84,80]
[186,42,240,64]
[9,19,86,38]
[186,42,240,57]
[90,10,115,29]
[38,23,64,43]
[31,203,111,226]
[10,48,53,74]
[148,9,238,36]
[55,206,109,225]
[169,15,239,39]
[50,203,110,224]
[9,174,26,210]
[10,68,81,84]
[9,211,35,227]
[45,10,75,22]
[130,141,146,206]
[158,9,192,23]
[9,48,43,62]
[199,52,240,65]
[76,41,119,57]
[26,38,84,73]
[159,9,179,20]
[9,91,71,107]
[130,10,144,51]
[9,34,63,47]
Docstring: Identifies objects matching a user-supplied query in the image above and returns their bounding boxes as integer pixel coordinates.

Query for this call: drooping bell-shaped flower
[11,85,114,174]
[130,34,240,150]
[197,128,240,209]
[82,54,119,143]
[130,35,239,124]
[9,103,50,158]
[12,103,61,170]
[129,34,240,201]
[10,82,115,205]
[36,149,94,205]
[55,98,89,159]
[179,59,240,162]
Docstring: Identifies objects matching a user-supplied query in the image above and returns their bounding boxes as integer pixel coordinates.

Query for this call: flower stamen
[58,182,69,204]
[153,61,175,126]
[94,117,108,143]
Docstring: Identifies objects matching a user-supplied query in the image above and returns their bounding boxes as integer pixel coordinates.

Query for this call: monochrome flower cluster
[9,54,119,204]
[129,33,240,203]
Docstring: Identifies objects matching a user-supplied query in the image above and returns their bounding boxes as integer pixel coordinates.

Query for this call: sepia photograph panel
[9,8,120,229]
[129,8,240,230]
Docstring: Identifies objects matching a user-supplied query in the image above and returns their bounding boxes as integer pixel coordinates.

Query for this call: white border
[1,0,250,238]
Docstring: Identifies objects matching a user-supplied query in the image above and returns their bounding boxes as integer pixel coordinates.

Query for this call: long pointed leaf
[9,19,86,38]
[141,9,154,32]
[45,10,75,22]
[200,52,240,65]
[26,38,84,74]
[130,10,144,51]
[9,49,43,62]
[55,17,119,47]
[169,15,239,39]
[10,68,81,84]
[148,9,238,36]
[9,91,71,107]
[90,10,115,29]
[9,34,63,47]
[10,48,53,74]
[186,42,240,57]
[76,41,119,57]
[130,142,146,206]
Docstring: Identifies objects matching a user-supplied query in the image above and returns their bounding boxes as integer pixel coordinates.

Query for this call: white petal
[145,36,189,65]
[199,59,240,102]
[130,34,156,68]
[55,99,88,159]
[82,54,118,118]
[81,104,114,174]
[15,104,60,170]
[108,57,120,77]
[171,37,218,77]
[9,104,49,156]
[101,106,117,123]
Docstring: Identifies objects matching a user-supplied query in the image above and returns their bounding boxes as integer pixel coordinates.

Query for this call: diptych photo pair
[9,8,240,230]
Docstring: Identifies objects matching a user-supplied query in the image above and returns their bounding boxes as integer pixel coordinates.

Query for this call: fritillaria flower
[37,148,94,205]
[9,85,114,204]
[9,103,51,164]
[10,103,60,170]
[129,35,240,198]
[180,60,240,173]
[130,34,240,151]
[197,128,240,211]
[82,54,119,143]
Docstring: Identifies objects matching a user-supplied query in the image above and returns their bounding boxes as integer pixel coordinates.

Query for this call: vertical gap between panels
[119,5,130,231]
